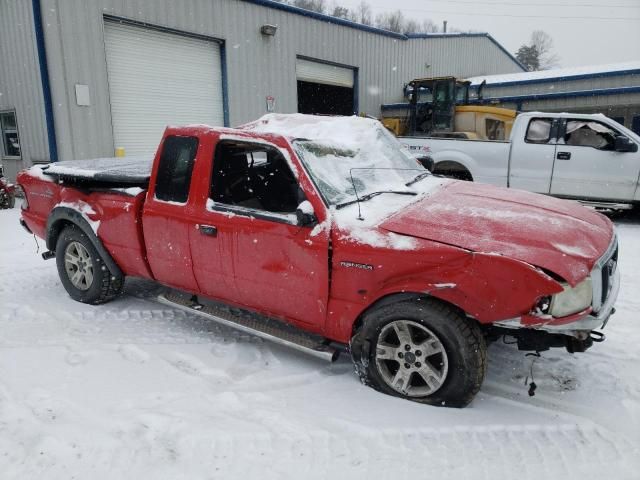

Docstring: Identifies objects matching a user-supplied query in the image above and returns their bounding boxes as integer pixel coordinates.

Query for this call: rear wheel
[351,298,486,407]
[55,226,123,304]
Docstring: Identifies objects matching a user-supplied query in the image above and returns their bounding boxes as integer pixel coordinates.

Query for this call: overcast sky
[337,0,640,69]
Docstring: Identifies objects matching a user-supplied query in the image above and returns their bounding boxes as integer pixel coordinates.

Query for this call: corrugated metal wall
[3,0,524,167]
[475,73,640,129]
[480,73,640,98]
[0,0,49,180]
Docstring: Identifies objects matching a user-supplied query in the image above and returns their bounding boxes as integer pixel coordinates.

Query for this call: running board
[157,292,340,362]
[578,200,634,211]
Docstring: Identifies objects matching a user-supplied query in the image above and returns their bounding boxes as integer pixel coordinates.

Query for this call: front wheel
[351,298,486,408]
[55,225,124,304]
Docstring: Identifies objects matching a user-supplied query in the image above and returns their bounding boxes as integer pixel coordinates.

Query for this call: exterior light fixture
[260,24,278,36]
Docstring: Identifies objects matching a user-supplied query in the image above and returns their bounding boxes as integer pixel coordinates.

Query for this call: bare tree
[355,1,373,26]
[530,30,560,70]
[291,0,326,14]
[421,19,440,33]
[403,19,420,34]
[329,5,357,22]
[375,10,405,33]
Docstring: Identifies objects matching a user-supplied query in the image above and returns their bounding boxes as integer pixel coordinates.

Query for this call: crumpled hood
[380,181,613,285]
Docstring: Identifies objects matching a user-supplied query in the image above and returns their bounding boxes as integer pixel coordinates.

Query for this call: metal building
[466,62,640,134]
[0,0,525,180]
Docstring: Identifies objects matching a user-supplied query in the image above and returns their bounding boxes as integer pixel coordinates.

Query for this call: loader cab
[404,77,470,136]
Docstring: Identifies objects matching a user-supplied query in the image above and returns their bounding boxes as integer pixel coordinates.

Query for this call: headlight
[14,184,27,210]
[549,277,593,317]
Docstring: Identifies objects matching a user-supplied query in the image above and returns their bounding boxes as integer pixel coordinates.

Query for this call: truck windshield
[293,127,426,206]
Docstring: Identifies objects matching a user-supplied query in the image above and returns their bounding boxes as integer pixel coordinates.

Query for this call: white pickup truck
[400,112,640,209]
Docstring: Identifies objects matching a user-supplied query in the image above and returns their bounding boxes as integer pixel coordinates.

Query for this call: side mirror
[416,155,435,172]
[296,200,317,227]
[614,135,638,153]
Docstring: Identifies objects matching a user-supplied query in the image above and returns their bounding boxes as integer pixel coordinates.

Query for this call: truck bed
[42,156,153,187]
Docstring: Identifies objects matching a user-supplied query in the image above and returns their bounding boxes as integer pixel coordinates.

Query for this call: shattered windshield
[293,126,426,206]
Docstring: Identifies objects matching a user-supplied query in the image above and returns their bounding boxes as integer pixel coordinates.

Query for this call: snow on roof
[466,61,640,85]
[240,114,386,148]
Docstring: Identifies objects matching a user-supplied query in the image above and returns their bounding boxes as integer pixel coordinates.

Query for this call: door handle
[557,151,571,160]
[198,224,218,237]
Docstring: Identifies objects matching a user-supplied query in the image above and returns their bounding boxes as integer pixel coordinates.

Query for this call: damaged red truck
[16,115,619,407]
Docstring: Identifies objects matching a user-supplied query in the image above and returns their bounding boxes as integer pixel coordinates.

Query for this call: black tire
[55,225,124,304]
[350,297,486,408]
[7,194,15,209]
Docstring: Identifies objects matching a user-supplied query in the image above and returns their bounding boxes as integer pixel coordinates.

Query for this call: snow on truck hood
[380,181,613,286]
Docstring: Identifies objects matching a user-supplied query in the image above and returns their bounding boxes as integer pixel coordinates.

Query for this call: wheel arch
[46,207,123,278]
[351,291,469,338]
[432,160,474,181]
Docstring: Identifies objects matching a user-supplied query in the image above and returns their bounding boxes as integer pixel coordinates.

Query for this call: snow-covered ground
[1,205,638,479]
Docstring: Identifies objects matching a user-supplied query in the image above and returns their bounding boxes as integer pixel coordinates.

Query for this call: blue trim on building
[297,54,357,71]
[32,0,58,162]
[382,85,640,111]
[220,44,230,127]
[472,85,640,103]
[242,0,407,39]
[469,68,640,88]
[353,67,359,114]
[104,15,224,43]
[242,0,526,74]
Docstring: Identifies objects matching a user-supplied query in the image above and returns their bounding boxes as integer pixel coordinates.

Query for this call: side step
[578,200,634,211]
[157,292,341,362]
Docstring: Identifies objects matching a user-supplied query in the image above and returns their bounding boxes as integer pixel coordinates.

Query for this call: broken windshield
[293,127,427,206]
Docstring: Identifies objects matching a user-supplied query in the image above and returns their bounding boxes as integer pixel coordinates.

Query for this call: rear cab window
[525,118,553,144]
[154,135,199,203]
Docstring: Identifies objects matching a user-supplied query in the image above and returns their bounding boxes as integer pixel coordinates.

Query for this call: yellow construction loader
[380,77,517,141]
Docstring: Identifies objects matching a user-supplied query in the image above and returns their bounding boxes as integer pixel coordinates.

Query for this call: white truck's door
[550,119,640,201]
[508,117,558,194]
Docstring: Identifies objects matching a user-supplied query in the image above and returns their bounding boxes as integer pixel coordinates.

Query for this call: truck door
[142,135,201,292]
[190,139,330,330]
[550,118,640,201]
[508,117,558,193]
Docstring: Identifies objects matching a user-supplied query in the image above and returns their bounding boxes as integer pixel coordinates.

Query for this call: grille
[600,245,618,305]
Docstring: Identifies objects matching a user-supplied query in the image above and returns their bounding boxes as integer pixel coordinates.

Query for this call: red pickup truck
[17,114,619,407]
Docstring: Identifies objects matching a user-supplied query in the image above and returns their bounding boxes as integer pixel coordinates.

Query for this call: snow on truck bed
[42,155,153,186]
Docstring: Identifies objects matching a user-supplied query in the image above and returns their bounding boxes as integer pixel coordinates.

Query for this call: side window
[564,120,616,150]
[525,118,553,144]
[154,135,198,203]
[0,111,21,158]
[211,142,300,214]
[486,118,505,140]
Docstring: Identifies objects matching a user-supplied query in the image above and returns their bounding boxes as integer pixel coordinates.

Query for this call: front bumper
[495,234,620,338]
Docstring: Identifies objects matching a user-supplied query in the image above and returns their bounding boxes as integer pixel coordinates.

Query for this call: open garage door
[296,58,356,116]
[104,21,225,155]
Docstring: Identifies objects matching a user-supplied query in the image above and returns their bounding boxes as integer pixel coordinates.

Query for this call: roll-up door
[296,58,354,88]
[104,21,224,155]
[296,58,356,116]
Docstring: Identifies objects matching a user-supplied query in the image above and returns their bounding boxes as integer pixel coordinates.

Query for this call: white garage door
[104,21,224,155]
[296,58,354,88]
